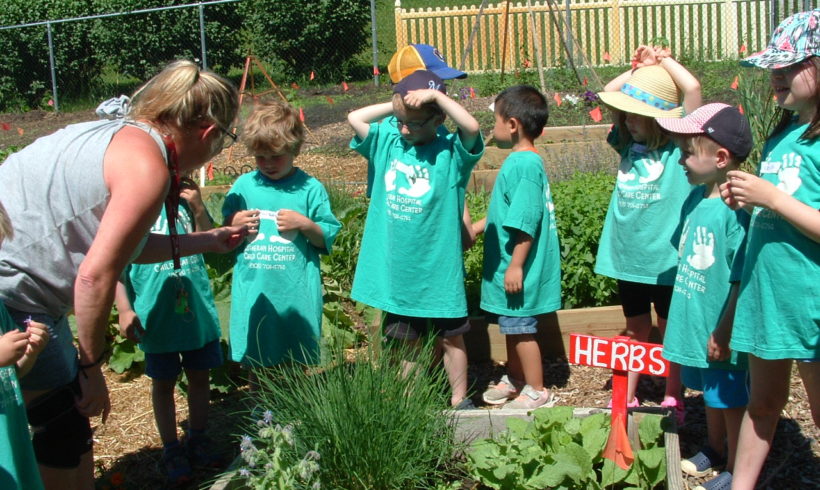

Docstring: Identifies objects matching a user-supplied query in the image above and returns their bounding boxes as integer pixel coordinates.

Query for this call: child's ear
[715,147,732,168]
[508,117,521,134]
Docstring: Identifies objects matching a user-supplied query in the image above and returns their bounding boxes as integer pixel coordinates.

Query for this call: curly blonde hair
[130,60,239,132]
[242,99,305,156]
[0,201,12,244]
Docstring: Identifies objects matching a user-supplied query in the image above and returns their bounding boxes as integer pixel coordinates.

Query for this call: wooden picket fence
[393,0,808,72]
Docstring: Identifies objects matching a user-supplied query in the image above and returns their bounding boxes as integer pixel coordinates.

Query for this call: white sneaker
[503,385,556,409]
[482,375,521,405]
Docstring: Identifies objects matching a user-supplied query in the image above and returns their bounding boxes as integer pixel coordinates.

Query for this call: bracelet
[78,350,108,370]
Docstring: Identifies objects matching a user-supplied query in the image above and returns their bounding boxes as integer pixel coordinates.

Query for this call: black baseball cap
[393,70,446,97]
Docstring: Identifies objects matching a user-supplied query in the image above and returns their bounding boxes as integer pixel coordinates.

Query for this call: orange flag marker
[373,66,380,75]
[553,93,562,106]
[291,82,300,90]
[739,45,747,54]
[17,128,23,136]
[326,96,335,105]
[738,104,744,115]
[583,77,588,87]
[730,76,739,90]
[589,106,602,122]
[602,52,612,62]
[469,87,475,99]
[299,107,305,122]
[206,162,214,181]
[309,71,315,81]
[1,122,9,131]
[342,81,349,92]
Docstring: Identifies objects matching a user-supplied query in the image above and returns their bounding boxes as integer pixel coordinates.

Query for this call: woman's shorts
[6,306,78,391]
[617,280,673,319]
[145,339,223,380]
[383,313,470,340]
[498,315,538,335]
[680,365,749,409]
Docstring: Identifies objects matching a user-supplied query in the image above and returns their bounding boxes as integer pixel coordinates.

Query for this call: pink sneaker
[607,396,640,409]
[503,385,556,409]
[661,396,685,426]
[482,375,522,405]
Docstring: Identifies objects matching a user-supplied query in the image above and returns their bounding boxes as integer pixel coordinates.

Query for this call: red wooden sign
[569,333,669,377]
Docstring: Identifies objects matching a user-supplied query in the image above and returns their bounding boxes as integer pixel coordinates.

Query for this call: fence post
[371,0,379,86]
[395,0,407,49]
[198,2,208,69]
[610,0,623,64]
[46,22,59,113]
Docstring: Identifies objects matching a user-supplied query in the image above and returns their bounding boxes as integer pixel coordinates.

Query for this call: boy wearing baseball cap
[656,103,753,490]
[347,70,483,409]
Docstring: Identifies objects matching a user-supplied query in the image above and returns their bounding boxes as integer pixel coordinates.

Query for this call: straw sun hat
[597,65,684,119]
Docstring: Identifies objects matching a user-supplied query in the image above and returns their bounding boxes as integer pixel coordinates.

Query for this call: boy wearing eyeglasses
[347,70,484,409]
[222,99,340,380]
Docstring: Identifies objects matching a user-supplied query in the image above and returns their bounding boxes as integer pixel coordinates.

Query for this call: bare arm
[707,282,739,362]
[658,57,702,115]
[404,90,481,150]
[604,69,634,92]
[180,179,213,231]
[347,102,394,140]
[505,231,534,294]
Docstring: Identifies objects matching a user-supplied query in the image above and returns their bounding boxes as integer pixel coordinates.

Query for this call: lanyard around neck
[163,137,182,271]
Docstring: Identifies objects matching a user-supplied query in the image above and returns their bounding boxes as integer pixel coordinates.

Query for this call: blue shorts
[498,315,538,335]
[383,313,470,340]
[6,306,78,391]
[145,339,223,380]
[680,365,749,409]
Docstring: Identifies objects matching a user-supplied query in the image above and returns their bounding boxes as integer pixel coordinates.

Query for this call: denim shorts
[498,315,538,335]
[383,313,470,340]
[680,365,749,409]
[6,306,78,391]
[145,339,223,380]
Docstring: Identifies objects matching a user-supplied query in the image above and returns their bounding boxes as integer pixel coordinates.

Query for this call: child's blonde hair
[612,111,669,151]
[681,135,744,167]
[772,56,820,140]
[391,93,444,120]
[130,60,239,132]
[242,99,305,156]
[0,201,12,244]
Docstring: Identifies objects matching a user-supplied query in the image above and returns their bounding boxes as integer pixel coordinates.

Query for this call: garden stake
[569,333,670,469]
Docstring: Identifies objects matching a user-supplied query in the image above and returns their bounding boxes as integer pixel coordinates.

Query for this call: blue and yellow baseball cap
[388,44,467,83]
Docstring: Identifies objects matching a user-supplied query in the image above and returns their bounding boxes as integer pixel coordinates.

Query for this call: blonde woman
[0,60,244,490]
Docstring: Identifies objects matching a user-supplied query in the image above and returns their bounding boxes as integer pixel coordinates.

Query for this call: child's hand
[719,180,742,210]
[504,265,524,294]
[707,327,732,362]
[0,329,30,367]
[724,170,782,210]
[117,309,144,343]
[276,209,310,233]
[631,45,656,69]
[179,178,204,207]
[403,89,441,109]
[24,320,49,358]
[232,209,261,236]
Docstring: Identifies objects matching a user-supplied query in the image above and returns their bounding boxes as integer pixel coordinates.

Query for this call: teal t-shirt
[480,150,561,316]
[732,122,820,360]
[663,189,748,369]
[595,128,693,285]
[125,201,221,354]
[222,169,340,366]
[0,303,43,490]
[349,117,484,317]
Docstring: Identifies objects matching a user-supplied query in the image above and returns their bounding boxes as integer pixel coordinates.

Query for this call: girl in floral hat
[595,46,702,424]
[719,9,820,489]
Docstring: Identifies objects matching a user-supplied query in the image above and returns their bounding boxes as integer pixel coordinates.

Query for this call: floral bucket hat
[741,9,820,69]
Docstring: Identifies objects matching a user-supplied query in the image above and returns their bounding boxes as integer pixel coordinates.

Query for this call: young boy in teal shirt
[473,86,561,409]
[657,104,753,490]
[347,70,484,408]
[115,177,224,485]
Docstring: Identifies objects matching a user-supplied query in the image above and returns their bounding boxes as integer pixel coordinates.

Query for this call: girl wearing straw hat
[595,46,702,424]
[718,9,820,489]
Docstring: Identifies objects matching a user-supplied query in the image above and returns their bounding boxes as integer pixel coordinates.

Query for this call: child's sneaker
[694,471,732,490]
[160,444,192,487]
[454,398,476,410]
[661,395,686,426]
[482,375,522,405]
[503,385,556,409]
[681,446,726,477]
[185,433,225,469]
[606,396,640,408]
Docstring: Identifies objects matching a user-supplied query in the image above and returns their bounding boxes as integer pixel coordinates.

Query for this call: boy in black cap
[656,103,753,490]
[347,70,483,409]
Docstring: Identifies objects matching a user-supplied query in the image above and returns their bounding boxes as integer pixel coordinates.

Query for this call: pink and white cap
[657,103,753,160]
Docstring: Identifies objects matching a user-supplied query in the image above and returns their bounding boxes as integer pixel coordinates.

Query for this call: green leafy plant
[552,171,618,308]
[235,418,322,489]
[735,71,778,171]
[240,341,464,489]
[467,407,668,489]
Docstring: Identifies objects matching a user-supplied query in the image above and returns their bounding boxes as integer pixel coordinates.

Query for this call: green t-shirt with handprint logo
[732,121,820,360]
[595,127,693,285]
[350,117,484,317]
[664,189,748,369]
[480,150,561,316]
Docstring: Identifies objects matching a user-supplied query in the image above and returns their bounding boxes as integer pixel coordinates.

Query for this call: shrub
[241,342,464,488]
[238,0,371,82]
[552,171,618,308]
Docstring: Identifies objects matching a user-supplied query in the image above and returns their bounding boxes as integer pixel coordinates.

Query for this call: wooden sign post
[569,334,669,469]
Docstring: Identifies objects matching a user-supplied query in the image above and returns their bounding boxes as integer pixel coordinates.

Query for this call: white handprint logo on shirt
[639,159,664,183]
[396,163,431,198]
[776,153,803,195]
[686,226,715,270]
[385,159,399,192]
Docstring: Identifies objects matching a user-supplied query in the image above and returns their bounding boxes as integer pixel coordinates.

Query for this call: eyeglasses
[219,126,238,149]
[393,114,435,131]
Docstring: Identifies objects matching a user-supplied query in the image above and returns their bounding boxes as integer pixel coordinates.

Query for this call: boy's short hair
[0,201,12,243]
[657,103,753,162]
[242,99,305,156]
[494,85,548,140]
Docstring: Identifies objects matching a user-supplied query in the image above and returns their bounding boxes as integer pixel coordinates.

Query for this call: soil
[2,104,818,489]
